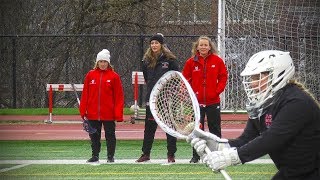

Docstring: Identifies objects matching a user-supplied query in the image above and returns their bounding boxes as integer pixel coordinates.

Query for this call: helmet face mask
[242,72,273,109]
[241,50,295,117]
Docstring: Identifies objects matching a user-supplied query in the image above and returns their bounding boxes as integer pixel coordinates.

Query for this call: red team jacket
[79,68,124,121]
[182,53,228,105]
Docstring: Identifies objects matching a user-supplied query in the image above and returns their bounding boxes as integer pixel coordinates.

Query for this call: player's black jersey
[229,84,320,179]
[142,54,179,103]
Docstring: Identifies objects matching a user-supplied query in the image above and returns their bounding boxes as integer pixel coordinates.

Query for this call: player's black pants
[141,105,177,157]
[193,103,222,158]
[89,120,116,159]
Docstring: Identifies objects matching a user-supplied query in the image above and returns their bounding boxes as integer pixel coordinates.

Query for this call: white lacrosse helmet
[240,50,295,110]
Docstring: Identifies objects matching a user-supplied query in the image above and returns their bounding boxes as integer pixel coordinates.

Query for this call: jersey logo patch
[265,114,272,128]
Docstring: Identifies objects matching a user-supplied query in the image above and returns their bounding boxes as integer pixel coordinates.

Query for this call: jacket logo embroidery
[265,114,272,127]
[106,80,111,83]
[194,66,200,71]
[162,62,169,68]
[90,79,96,84]
[211,65,216,68]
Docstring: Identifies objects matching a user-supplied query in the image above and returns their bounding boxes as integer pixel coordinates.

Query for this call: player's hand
[203,148,241,171]
[186,128,230,158]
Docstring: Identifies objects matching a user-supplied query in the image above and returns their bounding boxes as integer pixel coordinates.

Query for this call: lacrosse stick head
[149,71,200,139]
[82,117,97,134]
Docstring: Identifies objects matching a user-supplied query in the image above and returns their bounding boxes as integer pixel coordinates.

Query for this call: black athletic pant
[89,120,116,159]
[141,105,177,157]
[193,103,222,158]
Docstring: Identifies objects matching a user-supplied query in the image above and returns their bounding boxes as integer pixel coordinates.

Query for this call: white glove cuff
[224,148,241,165]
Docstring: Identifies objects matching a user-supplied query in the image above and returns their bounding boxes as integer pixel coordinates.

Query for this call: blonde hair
[143,44,176,68]
[93,61,114,70]
[191,36,218,56]
[289,79,320,108]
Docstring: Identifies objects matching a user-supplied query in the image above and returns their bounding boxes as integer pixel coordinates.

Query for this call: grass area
[0,140,271,160]
[0,164,276,180]
[0,140,191,160]
[0,110,262,179]
[0,108,133,115]
[0,140,276,179]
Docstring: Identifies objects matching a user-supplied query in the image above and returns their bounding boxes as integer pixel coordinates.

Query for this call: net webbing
[153,73,195,135]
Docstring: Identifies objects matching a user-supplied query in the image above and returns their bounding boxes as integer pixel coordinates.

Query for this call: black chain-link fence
[1,0,319,111]
[2,34,319,111]
[0,34,204,109]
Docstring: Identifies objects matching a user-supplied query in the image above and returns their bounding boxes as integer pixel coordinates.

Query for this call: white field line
[0,159,273,165]
[0,164,30,172]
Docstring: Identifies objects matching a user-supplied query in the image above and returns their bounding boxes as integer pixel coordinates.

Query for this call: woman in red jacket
[182,36,228,163]
[80,49,124,163]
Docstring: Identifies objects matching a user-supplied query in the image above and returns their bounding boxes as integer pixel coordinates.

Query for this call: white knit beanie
[96,49,110,63]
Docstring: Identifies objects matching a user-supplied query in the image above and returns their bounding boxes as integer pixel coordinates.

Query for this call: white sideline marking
[0,164,30,172]
[0,159,273,165]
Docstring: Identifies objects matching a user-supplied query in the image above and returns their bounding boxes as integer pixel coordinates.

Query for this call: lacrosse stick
[149,71,231,180]
[71,83,97,134]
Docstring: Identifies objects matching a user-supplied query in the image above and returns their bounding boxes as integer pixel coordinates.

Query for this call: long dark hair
[143,45,176,68]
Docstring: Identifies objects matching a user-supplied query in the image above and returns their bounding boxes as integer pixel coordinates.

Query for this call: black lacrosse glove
[82,117,97,134]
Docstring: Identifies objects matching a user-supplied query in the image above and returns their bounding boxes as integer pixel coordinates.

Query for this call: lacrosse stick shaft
[205,147,232,180]
[70,84,97,134]
[71,84,81,106]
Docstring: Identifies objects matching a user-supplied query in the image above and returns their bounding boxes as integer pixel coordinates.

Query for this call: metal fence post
[11,37,17,108]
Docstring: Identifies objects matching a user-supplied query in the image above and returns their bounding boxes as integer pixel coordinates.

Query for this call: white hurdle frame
[45,84,83,123]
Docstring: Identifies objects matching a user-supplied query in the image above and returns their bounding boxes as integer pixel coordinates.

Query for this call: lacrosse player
[182,36,228,163]
[136,34,179,163]
[80,49,124,163]
[188,50,320,179]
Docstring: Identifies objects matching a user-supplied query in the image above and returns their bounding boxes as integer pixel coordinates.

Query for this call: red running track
[0,115,247,140]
